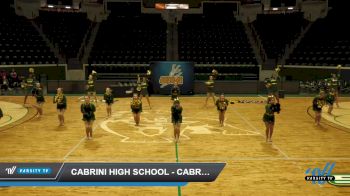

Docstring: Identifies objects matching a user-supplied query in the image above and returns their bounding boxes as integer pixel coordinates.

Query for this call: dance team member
[330,73,340,108]
[312,91,326,126]
[135,75,142,97]
[263,95,280,143]
[325,89,335,115]
[81,96,96,140]
[171,98,183,143]
[205,75,215,107]
[140,76,151,109]
[86,70,98,105]
[103,87,114,118]
[265,75,279,103]
[171,81,180,100]
[33,83,45,117]
[23,68,36,105]
[130,93,142,126]
[216,94,229,127]
[53,88,67,126]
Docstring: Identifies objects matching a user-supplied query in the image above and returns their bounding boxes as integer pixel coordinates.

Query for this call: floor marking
[100,110,261,143]
[232,108,290,159]
[62,118,104,161]
[0,101,28,128]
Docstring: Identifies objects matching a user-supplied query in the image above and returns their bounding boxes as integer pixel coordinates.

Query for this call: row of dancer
[6,79,281,143]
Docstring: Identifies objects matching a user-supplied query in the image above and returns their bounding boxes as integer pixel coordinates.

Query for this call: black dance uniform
[263,104,280,123]
[33,88,45,104]
[325,93,335,105]
[81,103,96,122]
[131,99,142,113]
[53,94,67,110]
[141,81,148,96]
[312,95,325,112]
[171,85,180,100]
[171,105,183,124]
[216,99,229,111]
[104,93,114,105]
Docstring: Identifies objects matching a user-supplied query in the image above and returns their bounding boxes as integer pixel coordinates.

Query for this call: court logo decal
[100,110,259,143]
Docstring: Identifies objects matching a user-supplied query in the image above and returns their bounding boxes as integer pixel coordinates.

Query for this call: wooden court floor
[1,95,350,195]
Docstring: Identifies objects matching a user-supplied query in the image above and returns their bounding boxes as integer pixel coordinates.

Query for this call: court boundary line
[0,103,37,133]
[306,106,350,134]
[232,106,290,159]
[62,118,105,161]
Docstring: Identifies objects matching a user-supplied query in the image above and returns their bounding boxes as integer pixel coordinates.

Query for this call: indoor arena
[1,0,350,195]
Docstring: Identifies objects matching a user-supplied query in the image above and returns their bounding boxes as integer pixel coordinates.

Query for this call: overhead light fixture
[48,5,54,8]
[287,7,294,10]
[272,7,278,11]
[65,6,71,9]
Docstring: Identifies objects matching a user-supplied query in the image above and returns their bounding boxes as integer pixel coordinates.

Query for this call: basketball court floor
[0,95,350,195]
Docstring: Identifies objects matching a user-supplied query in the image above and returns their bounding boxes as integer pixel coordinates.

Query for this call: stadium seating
[0,8,57,65]
[178,13,257,65]
[36,10,91,59]
[89,14,166,64]
[89,2,166,64]
[286,9,350,66]
[252,12,308,60]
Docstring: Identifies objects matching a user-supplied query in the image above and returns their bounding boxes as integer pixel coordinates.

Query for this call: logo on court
[5,166,16,175]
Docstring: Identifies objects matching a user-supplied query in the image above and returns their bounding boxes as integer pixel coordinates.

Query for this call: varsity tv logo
[305,162,350,186]
[5,166,16,175]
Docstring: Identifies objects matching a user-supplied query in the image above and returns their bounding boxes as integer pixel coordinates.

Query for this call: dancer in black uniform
[312,91,326,126]
[23,69,36,105]
[171,98,183,143]
[140,76,151,109]
[204,75,215,107]
[130,93,142,126]
[53,88,67,126]
[81,96,96,140]
[325,89,336,115]
[263,95,281,143]
[171,81,180,100]
[33,83,45,117]
[104,87,114,118]
[86,70,98,105]
[216,94,229,127]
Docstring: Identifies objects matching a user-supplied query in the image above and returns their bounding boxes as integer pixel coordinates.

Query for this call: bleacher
[89,2,166,64]
[286,9,350,66]
[178,13,257,65]
[36,10,91,59]
[253,12,308,60]
[0,7,57,65]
